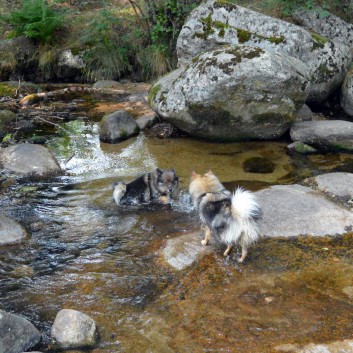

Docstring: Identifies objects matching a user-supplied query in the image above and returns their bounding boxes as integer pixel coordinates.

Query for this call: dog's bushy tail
[112,181,127,205]
[221,188,263,246]
[231,188,262,220]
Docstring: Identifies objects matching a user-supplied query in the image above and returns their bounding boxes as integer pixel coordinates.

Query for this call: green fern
[0,0,65,43]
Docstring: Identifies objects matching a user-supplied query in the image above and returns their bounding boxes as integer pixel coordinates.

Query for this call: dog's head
[200,194,232,234]
[155,168,179,196]
[189,170,226,206]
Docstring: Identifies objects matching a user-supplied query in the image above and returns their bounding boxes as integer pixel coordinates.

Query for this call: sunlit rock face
[0,144,61,177]
[150,45,310,142]
[176,0,353,103]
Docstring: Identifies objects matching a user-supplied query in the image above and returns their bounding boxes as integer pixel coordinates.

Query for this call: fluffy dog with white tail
[189,170,262,262]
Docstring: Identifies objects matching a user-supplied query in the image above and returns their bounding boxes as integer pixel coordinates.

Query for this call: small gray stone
[287,141,317,154]
[136,112,158,130]
[51,309,98,349]
[99,110,140,143]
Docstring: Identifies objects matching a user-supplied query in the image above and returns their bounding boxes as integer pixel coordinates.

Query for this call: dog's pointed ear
[191,171,198,180]
[205,170,214,176]
[156,168,163,175]
[170,167,176,174]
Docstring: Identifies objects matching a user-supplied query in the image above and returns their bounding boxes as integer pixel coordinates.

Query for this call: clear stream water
[0,101,352,352]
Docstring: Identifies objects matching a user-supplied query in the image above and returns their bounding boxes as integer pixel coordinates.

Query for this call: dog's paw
[158,195,170,204]
[201,239,208,246]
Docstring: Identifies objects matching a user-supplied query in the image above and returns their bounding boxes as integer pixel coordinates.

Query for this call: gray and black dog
[113,168,179,205]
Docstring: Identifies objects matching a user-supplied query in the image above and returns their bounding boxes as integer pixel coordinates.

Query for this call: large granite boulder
[176,0,353,103]
[150,45,310,141]
[99,110,140,143]
[0,309,41,353]
[51,309,98,349]
[293,7,353,47]
[0,213,28,245]
[0,144,61,177]
[290,120,353,152]
[341,68,353,117]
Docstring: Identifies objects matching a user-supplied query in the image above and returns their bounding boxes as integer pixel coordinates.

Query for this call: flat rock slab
[0,143,61,176]
[290,120,353,152]
[162,232,212,270]
[311,172,353,200]
[256,184,353,237]
[0,213,27,245]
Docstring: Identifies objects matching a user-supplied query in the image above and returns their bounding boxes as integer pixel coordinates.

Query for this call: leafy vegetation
[0,0,352,82]
[0,0,65,43]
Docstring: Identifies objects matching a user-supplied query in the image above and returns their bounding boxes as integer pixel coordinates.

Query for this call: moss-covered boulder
[150,45,310,141]
[176,0,353,103]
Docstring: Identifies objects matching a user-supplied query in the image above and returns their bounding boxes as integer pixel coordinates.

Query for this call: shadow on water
[1,117,353,352]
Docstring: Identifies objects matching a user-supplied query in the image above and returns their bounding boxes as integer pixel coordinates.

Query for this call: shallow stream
[0,93,352,352]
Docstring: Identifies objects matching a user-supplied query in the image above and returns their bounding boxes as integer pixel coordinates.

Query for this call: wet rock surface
[0,309,41,353]
[51,309,98,349]
[0,143,61,177]
[162,231,212,270]
[257,184,353,237]
[0,213,27,245]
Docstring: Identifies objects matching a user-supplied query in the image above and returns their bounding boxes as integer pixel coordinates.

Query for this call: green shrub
[79,9,139,81]
[0,0,65,43]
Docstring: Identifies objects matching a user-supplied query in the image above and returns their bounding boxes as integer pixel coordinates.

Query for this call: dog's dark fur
[113,168,178,205]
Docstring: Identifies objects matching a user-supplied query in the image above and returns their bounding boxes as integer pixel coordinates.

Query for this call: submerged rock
[162,232,212,270]
[0,143,61,177]
[99,110,140,143]
[0,213,28,245]
[290,120,353,152]
[51,309,98,349]
[0,309,41,353]
[287,141,317,154]
[256,184,353,237]
[243,157,275,173]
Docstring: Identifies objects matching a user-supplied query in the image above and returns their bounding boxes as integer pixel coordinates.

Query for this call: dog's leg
[223,244,233,256]
[238,246,248,263]
[201,226,211,246]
